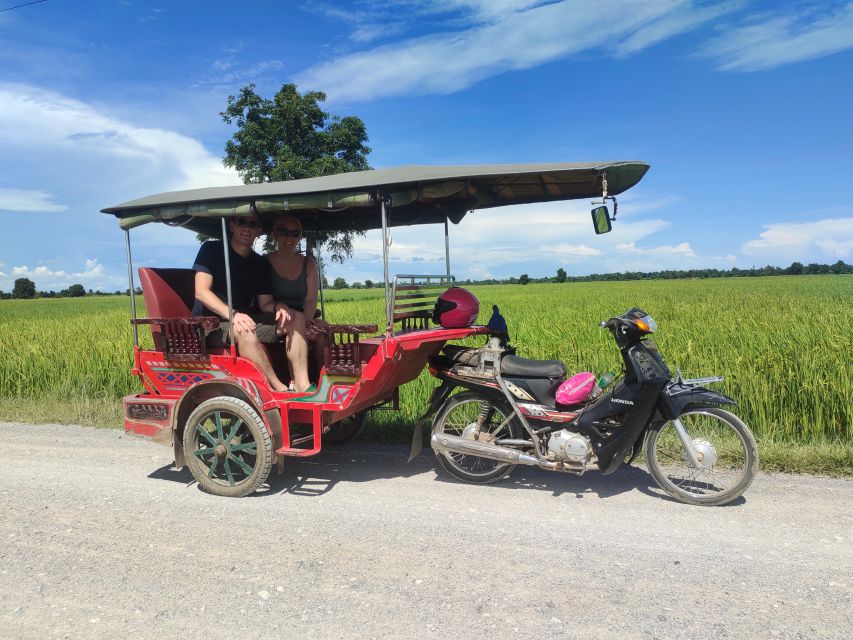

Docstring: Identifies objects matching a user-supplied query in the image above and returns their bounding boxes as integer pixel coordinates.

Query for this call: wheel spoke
[214,411,224,440]
[229,442,257,453]
[207,456,219,478]
[228,452,254,475]
[648,410,754,503]
[224,458,235,486]
[193,446,215,458]
[196,425,217,446]
[225,419,243,443]
[439,398,509,477]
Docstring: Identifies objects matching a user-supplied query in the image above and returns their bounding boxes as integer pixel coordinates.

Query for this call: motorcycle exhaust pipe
[431,432,584,473]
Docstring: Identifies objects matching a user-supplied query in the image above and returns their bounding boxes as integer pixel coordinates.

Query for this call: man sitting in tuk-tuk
[192,213,291,392]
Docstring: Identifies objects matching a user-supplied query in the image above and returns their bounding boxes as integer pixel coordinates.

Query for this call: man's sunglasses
[274,228,301,238]
[233,218,261,229]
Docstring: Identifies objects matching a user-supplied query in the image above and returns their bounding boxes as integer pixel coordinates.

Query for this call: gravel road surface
[0,422,850,640]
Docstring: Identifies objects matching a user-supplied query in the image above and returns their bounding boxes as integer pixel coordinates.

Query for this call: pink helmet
[556,372,596,405]
[432,287,479,328]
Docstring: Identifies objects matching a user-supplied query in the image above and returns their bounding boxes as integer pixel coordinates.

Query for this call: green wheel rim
[191,411,259,488]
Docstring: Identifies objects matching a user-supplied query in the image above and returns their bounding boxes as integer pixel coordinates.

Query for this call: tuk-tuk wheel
[182,396,272,497]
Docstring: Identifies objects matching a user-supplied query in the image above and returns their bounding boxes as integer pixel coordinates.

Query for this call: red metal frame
[126,265,490,458]
[124,325,488,458]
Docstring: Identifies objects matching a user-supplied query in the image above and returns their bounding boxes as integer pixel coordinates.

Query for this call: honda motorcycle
[423,308,759,506]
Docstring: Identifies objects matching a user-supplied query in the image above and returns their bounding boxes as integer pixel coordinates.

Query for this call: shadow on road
[145,442,736,505]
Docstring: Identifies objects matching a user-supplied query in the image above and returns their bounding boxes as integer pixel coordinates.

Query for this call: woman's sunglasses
[274,228,301,238]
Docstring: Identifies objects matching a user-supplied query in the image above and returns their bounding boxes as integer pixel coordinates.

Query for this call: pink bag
[556,372,596,405]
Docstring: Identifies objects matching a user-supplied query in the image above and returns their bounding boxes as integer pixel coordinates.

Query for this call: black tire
[182,396,272,497]
[644,407,759,506]
[323,411,368,445]
[431,391,522,484]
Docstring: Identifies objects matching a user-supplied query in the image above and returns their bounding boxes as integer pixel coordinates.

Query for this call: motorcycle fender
[408,381,456,462]
[659,384,736,420]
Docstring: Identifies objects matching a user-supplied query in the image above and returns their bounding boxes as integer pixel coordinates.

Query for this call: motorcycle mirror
[591,206,612,234]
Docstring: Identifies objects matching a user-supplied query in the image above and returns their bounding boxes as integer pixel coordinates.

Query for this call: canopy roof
[102,161,649,236]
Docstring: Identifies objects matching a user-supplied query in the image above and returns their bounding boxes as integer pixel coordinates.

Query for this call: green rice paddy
[1,276,850,473]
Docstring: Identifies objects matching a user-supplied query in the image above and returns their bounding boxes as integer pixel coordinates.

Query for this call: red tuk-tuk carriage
[102,162,651,497]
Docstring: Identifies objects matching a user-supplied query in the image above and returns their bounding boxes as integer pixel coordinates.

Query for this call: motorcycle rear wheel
[644,407,759,506]
[432,391,522,484]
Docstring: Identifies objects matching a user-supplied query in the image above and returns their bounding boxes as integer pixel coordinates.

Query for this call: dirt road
[0,422,850,639]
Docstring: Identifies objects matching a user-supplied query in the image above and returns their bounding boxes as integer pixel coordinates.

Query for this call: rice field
[0,276,850,458]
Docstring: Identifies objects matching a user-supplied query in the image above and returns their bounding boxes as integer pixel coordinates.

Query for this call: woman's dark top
[270,255,309,312]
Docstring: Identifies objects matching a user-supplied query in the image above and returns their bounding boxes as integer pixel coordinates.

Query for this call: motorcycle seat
[500,354,566,378]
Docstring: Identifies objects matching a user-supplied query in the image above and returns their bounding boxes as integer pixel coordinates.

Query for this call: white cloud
[419,0,554,23]
[702,3,853,71]
[298,0,733,102]
[614,1,740,57]
[741,217,853,260]
[2,258,125,291]
[543,243,603,258]
[616,241,696,257]
[193,59,285,88]
[0,187,67,212]
[0,82,239,193]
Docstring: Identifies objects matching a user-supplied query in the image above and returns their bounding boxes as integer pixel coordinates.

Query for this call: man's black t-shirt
[191,240,272,317]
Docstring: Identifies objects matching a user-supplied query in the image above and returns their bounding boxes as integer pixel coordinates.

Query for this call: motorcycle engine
[547,429,592,463]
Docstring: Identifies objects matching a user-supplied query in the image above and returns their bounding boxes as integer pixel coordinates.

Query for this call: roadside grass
[0,276,850,475]
[0,396,121,429]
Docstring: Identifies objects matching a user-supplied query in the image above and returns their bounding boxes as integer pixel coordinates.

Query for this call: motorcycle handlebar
[599,319,619,329]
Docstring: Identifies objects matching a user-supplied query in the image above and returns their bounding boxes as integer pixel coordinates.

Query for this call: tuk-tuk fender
[171,379,281,469]
[658,382,737,421]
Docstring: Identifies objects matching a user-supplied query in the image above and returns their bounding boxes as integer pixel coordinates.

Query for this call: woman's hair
[272,214,303,236]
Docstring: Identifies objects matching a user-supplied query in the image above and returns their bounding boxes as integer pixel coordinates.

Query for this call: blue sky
[1,0,852,291]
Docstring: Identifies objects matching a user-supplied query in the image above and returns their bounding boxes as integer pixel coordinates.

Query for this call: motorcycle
[423,307,759,506]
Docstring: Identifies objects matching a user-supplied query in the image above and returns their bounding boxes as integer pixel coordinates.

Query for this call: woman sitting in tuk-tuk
[266,214,320,393]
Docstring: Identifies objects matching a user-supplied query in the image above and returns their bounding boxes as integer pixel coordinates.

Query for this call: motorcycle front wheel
[644,407,759,506]
[432,391,522,484]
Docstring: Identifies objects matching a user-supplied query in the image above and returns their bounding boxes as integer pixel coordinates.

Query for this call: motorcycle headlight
[634,314,657,334]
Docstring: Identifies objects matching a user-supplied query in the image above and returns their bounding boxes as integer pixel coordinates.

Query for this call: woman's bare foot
[270,379,289,393]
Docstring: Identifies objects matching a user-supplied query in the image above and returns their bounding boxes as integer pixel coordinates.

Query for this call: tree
[333,277,349,289]
[519,274,530,285]
[67,284,86,297]
[12,278,36,299]
[555,268,567,283]
[786,261,804,275]
[364,279,374,289]
[221,83,372,260]
[830,260,850,274]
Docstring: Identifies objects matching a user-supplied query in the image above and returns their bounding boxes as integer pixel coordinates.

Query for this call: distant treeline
[0,278,142,300]
[1,261,850,299]
[460,260,853,286]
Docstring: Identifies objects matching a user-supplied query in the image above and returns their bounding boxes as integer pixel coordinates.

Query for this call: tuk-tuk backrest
[138,267,195,317]
[391,274,455,332]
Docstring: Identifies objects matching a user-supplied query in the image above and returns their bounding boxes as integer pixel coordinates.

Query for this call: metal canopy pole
[380,196,392,331]
[314,234,326,321]
[124,229,138,347]
[221,218,235,356]
[444,216,451,278]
